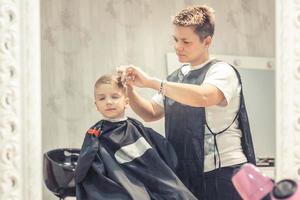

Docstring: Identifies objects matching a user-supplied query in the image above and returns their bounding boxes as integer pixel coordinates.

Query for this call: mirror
[41,1,275,199]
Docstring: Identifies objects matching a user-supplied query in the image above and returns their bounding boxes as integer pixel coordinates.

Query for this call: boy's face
[173,25,211,66]
[94,83,128,119]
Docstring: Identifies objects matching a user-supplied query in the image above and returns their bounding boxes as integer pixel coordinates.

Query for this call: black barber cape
[75,118,197,200]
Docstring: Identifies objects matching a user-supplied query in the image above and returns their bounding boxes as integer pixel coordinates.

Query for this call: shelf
[166,53,275,74]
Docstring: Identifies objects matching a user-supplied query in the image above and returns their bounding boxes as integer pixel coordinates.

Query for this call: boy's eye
[112,95,120,99]
[183,41,190,44]
[98,97,105,101]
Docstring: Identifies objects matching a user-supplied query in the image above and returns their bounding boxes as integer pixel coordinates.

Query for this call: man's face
[173,25,211,66]
[94,83,128,119]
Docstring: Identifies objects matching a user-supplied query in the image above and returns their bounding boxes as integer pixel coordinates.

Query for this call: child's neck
[103,116,127,122]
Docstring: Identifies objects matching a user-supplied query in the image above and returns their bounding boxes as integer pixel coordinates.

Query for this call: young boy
[74,74,197,200]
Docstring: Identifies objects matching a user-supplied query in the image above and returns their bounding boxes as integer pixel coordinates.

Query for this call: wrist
[158,80,167,95]
[126,85,134,96]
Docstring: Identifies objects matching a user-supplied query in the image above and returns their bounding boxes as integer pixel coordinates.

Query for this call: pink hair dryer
[271,179,300,200]
[232,163,274,200]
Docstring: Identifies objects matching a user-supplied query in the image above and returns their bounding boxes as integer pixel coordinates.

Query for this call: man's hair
[172,5,215,41]
[94,74,125,93]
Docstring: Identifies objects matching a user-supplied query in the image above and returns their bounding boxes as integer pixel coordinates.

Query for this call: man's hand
[118,65,151,88]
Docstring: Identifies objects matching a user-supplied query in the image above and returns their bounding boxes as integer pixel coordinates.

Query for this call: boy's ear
[125,97,129,108]
[94,101,99,110]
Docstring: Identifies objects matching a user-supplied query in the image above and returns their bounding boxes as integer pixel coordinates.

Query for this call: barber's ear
[204,36,212,47]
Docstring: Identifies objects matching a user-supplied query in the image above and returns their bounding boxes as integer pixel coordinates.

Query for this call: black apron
[164,59,256,199]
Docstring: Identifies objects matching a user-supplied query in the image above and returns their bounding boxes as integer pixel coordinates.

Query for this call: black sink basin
[43,148,80,199]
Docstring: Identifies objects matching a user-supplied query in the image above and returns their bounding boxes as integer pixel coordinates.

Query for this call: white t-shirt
[152,60,247,172]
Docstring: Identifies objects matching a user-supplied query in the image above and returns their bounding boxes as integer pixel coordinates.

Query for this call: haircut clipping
[116,73,125,88]
[115,66,127,85]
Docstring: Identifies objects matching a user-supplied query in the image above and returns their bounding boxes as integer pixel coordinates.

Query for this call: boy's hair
[172,5,215,41]
[94,74,125,93]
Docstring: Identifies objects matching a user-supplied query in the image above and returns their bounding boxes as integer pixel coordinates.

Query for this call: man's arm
[127,86,164,122]
[145,78,224,107]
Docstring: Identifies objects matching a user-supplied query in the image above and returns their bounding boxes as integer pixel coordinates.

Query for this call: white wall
[239,69,275,157]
